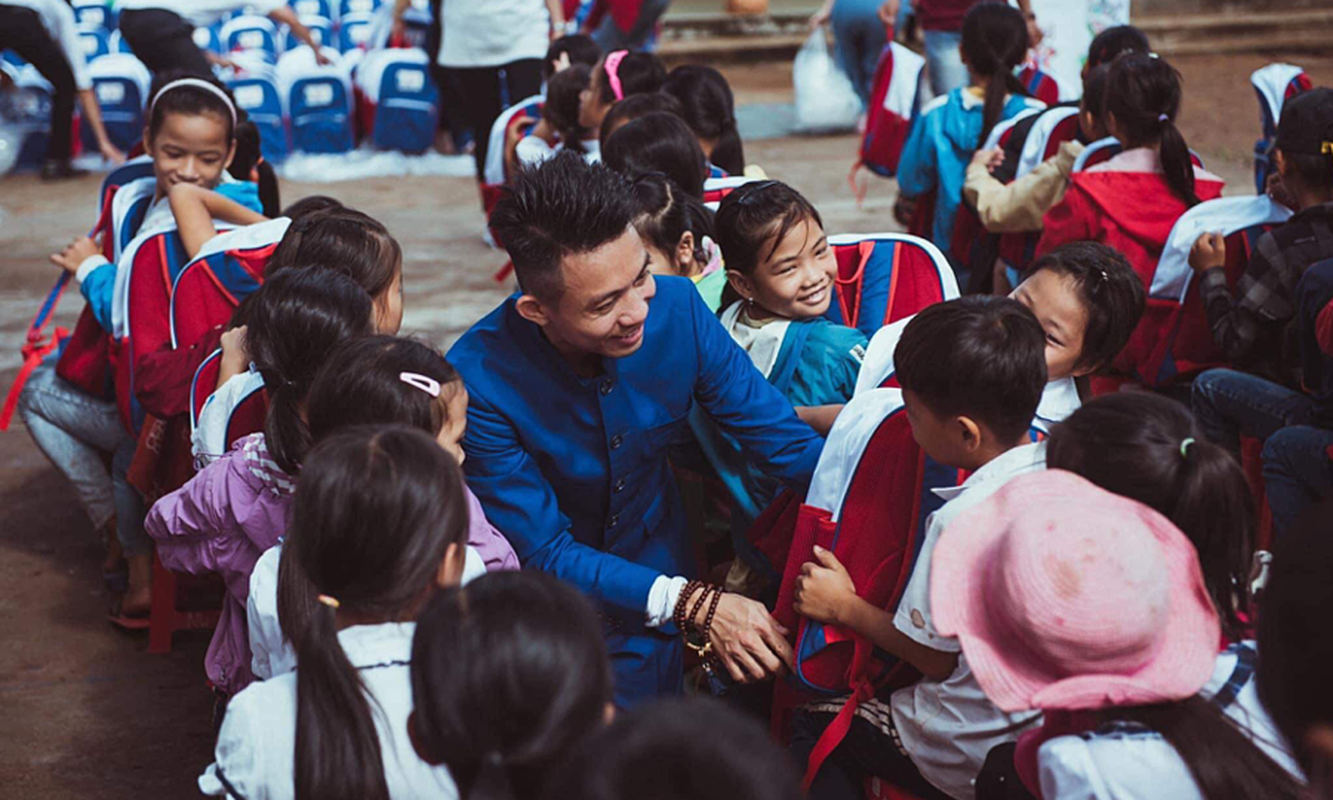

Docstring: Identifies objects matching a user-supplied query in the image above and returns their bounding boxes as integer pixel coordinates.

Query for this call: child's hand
[219,325,250,376]
[50,236,101,274]
[877,0,900,28]
[893,194,919,228]
[99,140,127,165]
[970,147,1004,173]
[1189,232,1226,273]
[794,545,857,626]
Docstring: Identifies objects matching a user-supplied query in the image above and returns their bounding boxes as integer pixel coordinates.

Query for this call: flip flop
[108,597,150,631]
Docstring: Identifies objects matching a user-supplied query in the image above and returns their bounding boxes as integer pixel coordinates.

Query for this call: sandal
[107,596,150,631]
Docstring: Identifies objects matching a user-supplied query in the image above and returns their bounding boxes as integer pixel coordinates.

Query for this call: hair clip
[604,50,629,102]
[1179,437,1195,459]
[1157,113,1169,123]
[400,371,441,397]
[1322,142,1333,155]
[317,594,341,609]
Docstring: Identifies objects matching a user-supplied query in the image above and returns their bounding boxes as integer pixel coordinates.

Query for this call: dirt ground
[0,51,1329,798]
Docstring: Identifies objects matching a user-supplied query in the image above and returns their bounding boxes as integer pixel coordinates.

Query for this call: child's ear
[676,231,696,272]
[725,269,755,303]
[956,415,983,453]
[603,702,617,724]
[515,294,552,327]
[407,710,445,765]
[436,542,465,588]
[1273,148,1290,178]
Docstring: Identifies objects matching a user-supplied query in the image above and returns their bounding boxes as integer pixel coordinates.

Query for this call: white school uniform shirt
[247,543,489,682]
[3,0,92,90]
[889,442,1048,800]
[116,0,285,29]
[437,0,550,69]
[1039,642,1303,800]
[199,622,459,800]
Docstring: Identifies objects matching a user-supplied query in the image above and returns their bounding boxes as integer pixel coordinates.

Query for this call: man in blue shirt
[449,152,826,706]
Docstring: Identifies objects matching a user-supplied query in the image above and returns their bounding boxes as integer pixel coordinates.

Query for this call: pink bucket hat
[930,470,1219,713]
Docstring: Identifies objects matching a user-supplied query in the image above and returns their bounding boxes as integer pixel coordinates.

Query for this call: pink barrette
[400,372,441,397]
[604,50,629,102]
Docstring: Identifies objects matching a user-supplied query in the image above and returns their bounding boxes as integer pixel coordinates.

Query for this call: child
[546,698,804,800]
[1036,53,1224,277]
[661,64,745,176]
[246,335,520,682]
[1258,500,1333,795]
[27,72,266,623]
[577,49,667,145]
[629,172,720,285]
[597,91,685,151]
[962,64,1110,236]
[145,268,376,693]
[199,426,470,799]
[514,65,596,169]
[790,295,1049,800]
[894,2,1044,281]
[930,470,1305,800]
[408,571,613,800]
[603,111,709,199]
[857,242,1147,437]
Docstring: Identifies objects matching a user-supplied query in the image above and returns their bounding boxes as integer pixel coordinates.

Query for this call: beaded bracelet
[672,579,703,632]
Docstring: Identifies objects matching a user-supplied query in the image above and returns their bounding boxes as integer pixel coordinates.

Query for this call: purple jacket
[145,433,519,695]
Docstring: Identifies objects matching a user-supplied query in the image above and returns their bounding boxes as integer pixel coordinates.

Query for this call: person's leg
[591,0,671,52]
[1191,368,1317,453]
[118,9,213,76]
[922,28,967,98]
[790,704,954,800]
[0,6,77,169]
[501,58,543,109]
[448,65,503,180]
[111,437,154,615]
[831,0,887,108]
[17,360,129,534]
[1262,426,1333,540]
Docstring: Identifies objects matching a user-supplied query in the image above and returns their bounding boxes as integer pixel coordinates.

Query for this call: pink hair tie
[604,50,629,102]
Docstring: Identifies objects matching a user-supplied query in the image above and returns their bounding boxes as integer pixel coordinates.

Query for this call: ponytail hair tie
[1157,113,1169,123]
[1179,437,1195,459]
[317,594,340,609]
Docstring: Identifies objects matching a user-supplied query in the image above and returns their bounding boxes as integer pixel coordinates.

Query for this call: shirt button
[610,434,623,450]
[613,478,626,493]
[599,379,614,395]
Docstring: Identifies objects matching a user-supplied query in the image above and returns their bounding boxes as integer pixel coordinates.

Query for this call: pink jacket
[145,433,519,694]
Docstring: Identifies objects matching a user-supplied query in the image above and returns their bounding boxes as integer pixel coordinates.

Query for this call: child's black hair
[229,119,280,216]
[147,69,236,143]
[1106,53,1200,206]
[1081,63,1111,125]
[661,64,745,176]
[713,180,822,313]
[1046,393,1255,641]
[1259,499,1333,770]
[1085,25,1150,71]
[1275,87,1333,189]
[279,425,471,800]
[629,173,716,276]
[595,50,666,105]
[543,33,601,81]
[410,571,613,800]
[490,150,639,302]
[1020,241,1146,374]
[895,296,1047,445]
[598,92,684,152]
[267,208,402,303]
[280,194,343,220]
[960,2,1030,148]
[543,64,592,155]
[603,111,708,199]
[246,266,376,474]
[307,336,461,444]
[543,698,804,800]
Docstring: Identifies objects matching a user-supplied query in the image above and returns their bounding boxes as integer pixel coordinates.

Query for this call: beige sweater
[963,140,1085,234]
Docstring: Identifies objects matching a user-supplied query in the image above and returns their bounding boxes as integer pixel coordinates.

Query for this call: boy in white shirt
[790,295,1050,800]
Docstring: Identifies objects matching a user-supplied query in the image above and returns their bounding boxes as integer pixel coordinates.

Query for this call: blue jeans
[1191,368,1317,453]
[922,29,967,98]
[1262,425,1333,540]
[832,0,888,107]
[590,0,671,51]
[18,358,151,555]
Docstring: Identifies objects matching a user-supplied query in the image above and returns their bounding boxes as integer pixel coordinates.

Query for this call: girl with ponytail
[201,425,471,800]
[1036,53,1225,299]
[894,2,1044,282]
[661,64,747,177]
[145,267,376,698]
[408,570,614,800]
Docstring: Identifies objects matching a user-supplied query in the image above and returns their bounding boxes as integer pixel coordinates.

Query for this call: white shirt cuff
[75,254,110,284]
[645,575,689,628]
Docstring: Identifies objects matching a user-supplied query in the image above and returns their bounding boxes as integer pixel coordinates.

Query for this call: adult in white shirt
[418,0,565,179]
[0,0,127,177]
[116,0,328,76]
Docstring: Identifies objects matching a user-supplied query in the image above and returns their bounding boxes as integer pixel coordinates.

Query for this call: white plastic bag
[792,29,862,134]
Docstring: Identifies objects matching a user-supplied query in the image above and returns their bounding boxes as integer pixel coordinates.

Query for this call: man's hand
[794,546,857,626]
[696,591,794,684]
[877,0,901,29]
[50,235,101,275]
[1189,232,1226,273]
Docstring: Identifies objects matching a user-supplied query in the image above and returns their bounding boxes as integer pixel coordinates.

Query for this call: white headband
[150,78,238,129]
